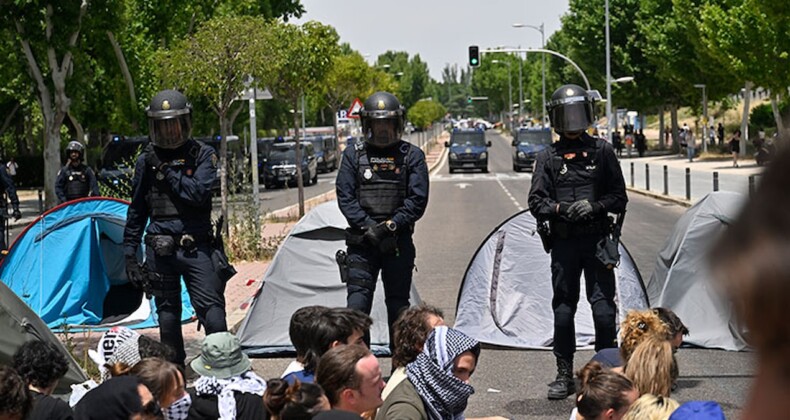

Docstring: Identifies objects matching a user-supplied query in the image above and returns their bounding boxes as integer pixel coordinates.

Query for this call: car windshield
[451,132,486,146]
[101,141,146,169]
[307,139,325,151]
[269,148,297,162]
[517,131,552,145]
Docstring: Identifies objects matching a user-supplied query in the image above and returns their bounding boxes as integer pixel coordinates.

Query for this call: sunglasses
[141,400,163,418]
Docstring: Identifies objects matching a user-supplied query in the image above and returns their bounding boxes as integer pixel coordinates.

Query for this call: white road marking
[456,183,472,189]
[496,176,524,211]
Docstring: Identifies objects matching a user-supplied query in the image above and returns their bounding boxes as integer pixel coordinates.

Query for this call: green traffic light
[471,58,478,65]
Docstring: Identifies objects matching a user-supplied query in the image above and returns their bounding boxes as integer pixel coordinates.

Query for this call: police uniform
[0,165,20,250]
[55,163,99,204]
[528,84,627,400]
[123,90,227,365]
[336,91,429,339]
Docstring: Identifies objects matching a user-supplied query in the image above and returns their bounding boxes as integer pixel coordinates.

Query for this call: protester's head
[289,305,329,362]
[619,310,669,364]
[74,376,163,420]
[315,344,384,415]
[106,335,176,378]
[302,308,372,373]
[624,336,674,398]
[12,340,69,394]
[264,378,330,420]
[406,326,481,419]
[653,307,689,349]
[190,332,251,380]
[129,358,188,417]
[0,366,31,420]
[391,303,445,369]
[622,394,679,420]
[576,361,638,420]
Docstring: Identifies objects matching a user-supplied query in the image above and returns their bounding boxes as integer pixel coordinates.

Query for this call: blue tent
[0,197,194,330]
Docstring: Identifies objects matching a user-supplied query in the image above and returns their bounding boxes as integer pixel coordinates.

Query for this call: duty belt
[145,232,212,248]
[552,219,610,239]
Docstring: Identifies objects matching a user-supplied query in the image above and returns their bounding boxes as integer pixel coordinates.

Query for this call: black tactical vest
[64,166,90,200]
[145,141,202,221]
[355,140,410,221]
[550,137,602,204]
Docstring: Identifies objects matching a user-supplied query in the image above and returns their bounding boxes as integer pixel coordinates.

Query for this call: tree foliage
[407,100,446,129]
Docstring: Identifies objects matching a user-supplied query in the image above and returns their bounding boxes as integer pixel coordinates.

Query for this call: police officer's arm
[54,169,67,204]
[123,155,149,257]
[87,167,100,197]
[336,146,376,228]
[391,146,429,228]
[527,149,559,220]
[159,146,216,207]
[597,142,628,213]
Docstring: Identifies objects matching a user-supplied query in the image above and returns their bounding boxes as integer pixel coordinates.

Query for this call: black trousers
[145,243,227,365]
[345,233,415,343]
[550,235,617,361]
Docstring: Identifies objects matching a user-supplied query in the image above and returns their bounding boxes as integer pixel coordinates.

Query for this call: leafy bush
[408,100,447,129]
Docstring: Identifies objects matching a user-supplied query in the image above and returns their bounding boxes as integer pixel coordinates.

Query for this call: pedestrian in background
[635,129,647,157]
[708,125,716,147]
[6,157,18,177]
[686,128,695,162]
[613,131,623,157]
[717,123,725,146]
[728,130,741,168]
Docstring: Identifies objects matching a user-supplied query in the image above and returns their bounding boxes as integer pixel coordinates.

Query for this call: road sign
[347,98,363,119]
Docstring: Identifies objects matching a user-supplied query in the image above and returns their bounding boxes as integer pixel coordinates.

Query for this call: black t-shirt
[187,389,268,420]
[29,391,73,420]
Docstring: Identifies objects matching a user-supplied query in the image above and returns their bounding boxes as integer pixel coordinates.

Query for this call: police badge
[363,168,373,180]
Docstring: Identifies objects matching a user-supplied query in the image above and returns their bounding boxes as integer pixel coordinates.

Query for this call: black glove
[145,144,165,171]
[125,255,146,289]
[363,222,389,247]
[12,208,21,221]
[567,200,596,221]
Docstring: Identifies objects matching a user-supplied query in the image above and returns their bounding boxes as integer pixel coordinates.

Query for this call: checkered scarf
[163,392,191,420]
[103,336,142,381]
[194,371,266,420]
[406,326,479,420]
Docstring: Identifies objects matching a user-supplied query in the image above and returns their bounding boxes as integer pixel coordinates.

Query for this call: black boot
[547,358,576,400]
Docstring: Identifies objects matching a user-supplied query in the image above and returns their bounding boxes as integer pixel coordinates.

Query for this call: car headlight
[318,156,324,162]
[450,152,458,159]
[517,151,526,159]
[479,152,487,160]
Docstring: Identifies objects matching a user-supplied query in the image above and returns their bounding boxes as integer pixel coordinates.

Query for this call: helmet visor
[551,102,593,133]
[149,116,190,149]
[365,119,399,148]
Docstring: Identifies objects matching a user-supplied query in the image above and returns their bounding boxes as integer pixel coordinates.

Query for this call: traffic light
[468,45,480,67]
[467,96,473,104]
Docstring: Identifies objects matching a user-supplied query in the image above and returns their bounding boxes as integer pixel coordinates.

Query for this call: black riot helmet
[359,91,405,148]
[146,89,192,149]
[66,141,85,160]
[547,84,595,135]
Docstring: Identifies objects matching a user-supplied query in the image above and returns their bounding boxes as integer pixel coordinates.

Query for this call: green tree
[156,15,274,230]
[267,20,340,217]
[407,100,447,129]
[323,50,377,147]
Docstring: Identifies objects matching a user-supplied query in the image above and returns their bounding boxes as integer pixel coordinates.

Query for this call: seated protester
[282,305,330,378]
[623,336,674,398]
[88,326,140,380]
[571,361,638,420]
[73,376,163,420]
[188,332,267,420]
[0,365,32,420]
[315,344,386,417]
[653,307,689,390]
[314,410,364,420]
[284,307,372,385]
[263,378,330,420]
[668,401,725,420]
[591,309,668,372]
[383,304,445,401]
[12,341,72,420]
[622,394,679,420]
[105,334,178,379]
[377,326,480,420]
[130,358,189,420]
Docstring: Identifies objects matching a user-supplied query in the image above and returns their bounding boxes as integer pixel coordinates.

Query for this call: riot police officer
[0,164,21,250]
[528,84,627,400]
[123,89,227,366]
[55,141,99,204]
[336,91,429,340]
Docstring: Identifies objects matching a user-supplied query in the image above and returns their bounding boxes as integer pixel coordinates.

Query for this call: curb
[626,186,692,208]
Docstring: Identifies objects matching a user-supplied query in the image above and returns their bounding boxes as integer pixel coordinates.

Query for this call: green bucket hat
[190,332,251,379]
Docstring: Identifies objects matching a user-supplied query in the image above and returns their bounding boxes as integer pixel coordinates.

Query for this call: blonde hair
[619,310,669,364]
[624,336,674,397]
[622,393,679,420]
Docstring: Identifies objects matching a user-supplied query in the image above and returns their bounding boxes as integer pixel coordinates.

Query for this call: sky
[294,0,571,80]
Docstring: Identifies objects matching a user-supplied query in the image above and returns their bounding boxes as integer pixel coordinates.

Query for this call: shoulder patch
[399,142,410,154]
[211,153,218,168]
[354,140,365,151]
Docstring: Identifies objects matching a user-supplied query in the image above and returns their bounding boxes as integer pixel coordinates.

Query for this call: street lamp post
[492,60,513,131]
[694,84,708,153]
[513,22,546,127]
[605,0,612,142]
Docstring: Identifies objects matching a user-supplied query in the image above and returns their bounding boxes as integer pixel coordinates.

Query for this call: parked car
[303,135,339,172]
[445,128,491,174]
[262,141,318,189]
[98,135,148,190]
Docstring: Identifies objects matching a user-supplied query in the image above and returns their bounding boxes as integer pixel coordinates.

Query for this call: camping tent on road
[237,200,421,356]
[454,209,648,349]
[0,198,194,330]
[648,191,747,351]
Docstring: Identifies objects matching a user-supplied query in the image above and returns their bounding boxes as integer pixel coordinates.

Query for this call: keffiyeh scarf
[163,392,192,420]
[194,371,266,420]
[406,326,480,420]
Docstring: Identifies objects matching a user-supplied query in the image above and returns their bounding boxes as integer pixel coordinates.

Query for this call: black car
[304,135,339,172]
[512,127,553,172]
[445,128,491,173]
[262,142,318,189]
[98,135,149,191]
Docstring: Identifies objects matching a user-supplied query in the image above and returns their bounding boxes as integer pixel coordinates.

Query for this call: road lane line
[496,177,524,211]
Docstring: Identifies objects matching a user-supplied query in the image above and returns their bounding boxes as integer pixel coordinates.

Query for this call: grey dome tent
[237,200,420,356]
[647,191,747,351]
[454,210,647,349]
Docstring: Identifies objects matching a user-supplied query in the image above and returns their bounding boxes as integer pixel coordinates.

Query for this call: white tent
[237,200,421,356]
[648,191,747,351]
[454,210,648,349]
